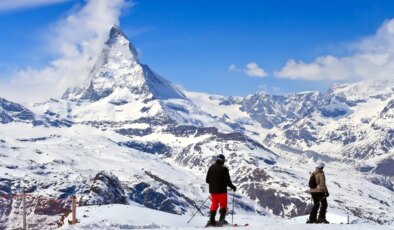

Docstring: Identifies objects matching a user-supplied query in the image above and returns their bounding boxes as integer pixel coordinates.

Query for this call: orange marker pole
[22,192,27,230]
[72,196,77,225]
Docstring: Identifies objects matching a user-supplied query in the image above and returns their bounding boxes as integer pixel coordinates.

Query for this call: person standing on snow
[307,162,330,224]
[205,154,237,227]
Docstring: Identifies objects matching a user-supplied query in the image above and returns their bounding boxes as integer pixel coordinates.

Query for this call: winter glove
[231,185,237,192]
[325,192,329,197]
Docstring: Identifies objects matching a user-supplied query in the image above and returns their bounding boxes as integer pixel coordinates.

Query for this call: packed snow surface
[61,204,394,230]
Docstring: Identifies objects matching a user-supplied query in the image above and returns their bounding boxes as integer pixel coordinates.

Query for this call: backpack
[309,173,318,189]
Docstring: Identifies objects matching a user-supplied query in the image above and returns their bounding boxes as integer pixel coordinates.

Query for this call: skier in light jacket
[307,162,330,224]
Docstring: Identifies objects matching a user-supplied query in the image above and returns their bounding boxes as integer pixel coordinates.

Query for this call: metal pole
[187,196,210,224]
[22,192,27,230]
[284,197,308,218]
[232,191,235,226]
[72,196,77,225]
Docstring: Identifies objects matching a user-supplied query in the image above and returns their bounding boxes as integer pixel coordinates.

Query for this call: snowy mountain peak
[328,80,394,101]
[62,26,185,102]
[106,25,139,63]
[255,91,270,97]
[109,25,126,39]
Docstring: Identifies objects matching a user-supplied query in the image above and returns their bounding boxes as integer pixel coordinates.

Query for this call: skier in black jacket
[205,154,236,227]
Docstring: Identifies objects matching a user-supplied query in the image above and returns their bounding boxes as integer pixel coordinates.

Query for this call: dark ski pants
[309,192,327,221]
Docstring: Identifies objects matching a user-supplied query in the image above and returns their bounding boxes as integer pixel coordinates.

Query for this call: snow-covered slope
[60,204,393,230]
[1,122,393,229]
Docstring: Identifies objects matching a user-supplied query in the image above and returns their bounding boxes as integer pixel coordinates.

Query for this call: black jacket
[206,161,236,194]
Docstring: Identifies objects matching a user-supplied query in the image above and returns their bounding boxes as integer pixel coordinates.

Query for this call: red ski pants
[210,193,228,211]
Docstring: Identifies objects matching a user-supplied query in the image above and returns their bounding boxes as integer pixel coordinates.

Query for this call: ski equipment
[217,208,228,226]
[284,197,309,217]
[187,196,210,224]
[316,218,330,224]
[205,223,249,228]
[232,190,235,225]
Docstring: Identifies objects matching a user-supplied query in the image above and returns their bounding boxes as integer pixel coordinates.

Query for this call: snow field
[61,204,394,230]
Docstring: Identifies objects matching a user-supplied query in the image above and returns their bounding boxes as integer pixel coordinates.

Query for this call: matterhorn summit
[63,26,185,103]
[51,26,229,128]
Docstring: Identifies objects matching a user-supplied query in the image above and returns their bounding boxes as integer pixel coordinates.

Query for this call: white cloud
[0,0,131,103]
[0,0,71,12]
[259,84,281,94]
[229,64,241,72]
[275,19,394,81]
[244,62,268,78]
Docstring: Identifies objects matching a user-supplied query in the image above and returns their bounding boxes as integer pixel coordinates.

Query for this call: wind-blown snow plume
[0,0,131,103]
[275,19,394,82]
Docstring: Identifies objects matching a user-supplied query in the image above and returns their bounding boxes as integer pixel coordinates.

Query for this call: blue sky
[1,0,394,100]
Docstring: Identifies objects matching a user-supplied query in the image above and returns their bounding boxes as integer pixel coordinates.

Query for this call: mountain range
[0,26,393,229]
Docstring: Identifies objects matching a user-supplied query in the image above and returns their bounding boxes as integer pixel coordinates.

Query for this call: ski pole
[187,195,210,224]
[232,190,235,226]
[307,195,327,216]
[285,196,326,218]
[284,198,308,218]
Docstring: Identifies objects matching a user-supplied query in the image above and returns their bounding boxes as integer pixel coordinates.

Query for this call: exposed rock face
[79,171,127,206]
[128,171,199,215]
[240,91,321,129]
[374,158,394,177]
[118,141,172,155]
[0,179,12,228]
[78,171,204,215]
[0,97,72,127]
[0,98,38,124]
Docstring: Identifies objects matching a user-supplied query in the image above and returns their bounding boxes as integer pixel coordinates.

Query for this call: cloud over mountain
[0,0,131,102]
[275,19,394,82]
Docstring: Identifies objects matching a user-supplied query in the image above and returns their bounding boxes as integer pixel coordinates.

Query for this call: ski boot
[316,218,330,224]
[217,208,229,227]
[205,211,217,227]
[306,219,316,224]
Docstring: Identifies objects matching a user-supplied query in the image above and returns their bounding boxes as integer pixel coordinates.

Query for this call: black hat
[216,154,225,162]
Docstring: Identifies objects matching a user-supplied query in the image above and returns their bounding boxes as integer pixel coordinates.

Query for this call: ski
[233,223,249,227]
[204,223,249,228]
